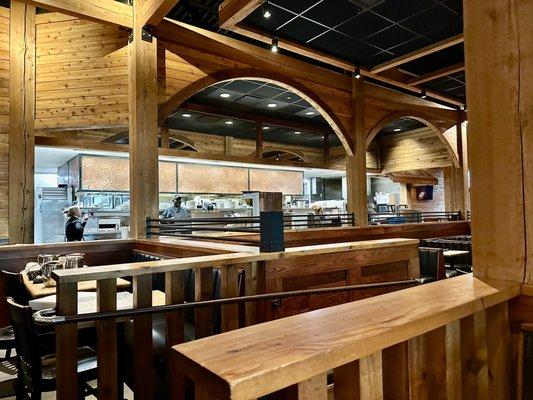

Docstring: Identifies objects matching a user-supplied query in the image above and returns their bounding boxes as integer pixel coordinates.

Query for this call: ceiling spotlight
[271,37,279,53]
[225,120,234,125]
[267,103,277,108]
[262,1,272,18]
[354,67,362,80]
[393,128,402,132]
[262,126,270,130]
[294,131,301,135]
[305,111,315,116]
[421,89,427,99]
[286,96,292,100]
[182,113,191,118]
[219,93,231,98]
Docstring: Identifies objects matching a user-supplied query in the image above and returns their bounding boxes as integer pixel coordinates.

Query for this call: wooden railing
[172,274,520,399]
[44,238,419,399]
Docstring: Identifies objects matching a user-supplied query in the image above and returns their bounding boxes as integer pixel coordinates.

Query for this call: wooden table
[29,290,166,313]
[23,272,131,298]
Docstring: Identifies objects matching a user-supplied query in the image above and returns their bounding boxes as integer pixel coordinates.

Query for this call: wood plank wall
[34,14,129,131]
[379,127,453,173]
[0,7,9,240]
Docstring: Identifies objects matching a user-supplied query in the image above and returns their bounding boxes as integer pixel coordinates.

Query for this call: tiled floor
[3,382,134,399]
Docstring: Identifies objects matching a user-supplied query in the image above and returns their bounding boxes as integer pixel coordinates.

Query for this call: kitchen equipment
[38,254,58,265]
[35,187,71,244]
[40,260,64,287]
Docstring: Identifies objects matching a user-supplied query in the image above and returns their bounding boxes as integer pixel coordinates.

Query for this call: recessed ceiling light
[393,128,402,132]
[219,93,231,98]
[286,96,292,100]
[267,103,277,108]
[225,121,234,125]
[182,113,191,118]
[294,131,301,135]
[305,111,315,115]
[262,126,270,130]
[271,37,278,53]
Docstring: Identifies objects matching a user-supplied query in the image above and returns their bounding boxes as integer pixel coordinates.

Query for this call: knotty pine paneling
[35,17,129,131]
[379,127,453,173]
[0,7,8,239]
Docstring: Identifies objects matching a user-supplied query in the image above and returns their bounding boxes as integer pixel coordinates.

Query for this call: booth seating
[420,236,472,273]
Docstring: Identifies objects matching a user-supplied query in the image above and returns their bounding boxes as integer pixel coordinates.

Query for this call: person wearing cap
[64,206,89,241]
[161,195,190,219]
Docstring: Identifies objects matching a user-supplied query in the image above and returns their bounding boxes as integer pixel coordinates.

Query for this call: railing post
[260,211,285,252]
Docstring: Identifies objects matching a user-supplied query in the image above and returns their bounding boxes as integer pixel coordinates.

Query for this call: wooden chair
[0,270,27,360]
[7,297,98,399]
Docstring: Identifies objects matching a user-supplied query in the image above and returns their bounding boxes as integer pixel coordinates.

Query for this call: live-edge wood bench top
[171,274,519,400]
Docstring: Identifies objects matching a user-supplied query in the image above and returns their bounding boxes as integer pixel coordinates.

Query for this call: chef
[63,206,89,241]
[162,195,190,219]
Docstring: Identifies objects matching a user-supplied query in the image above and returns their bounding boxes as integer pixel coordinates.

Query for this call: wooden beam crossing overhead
[18,0,133,28]
[371,34,464,74]
[219,0,264,30]
[181,103,328,133]
[9,1,36,244]
[140,0,179,27]
[223,23,465,107]
[408,63,465,86]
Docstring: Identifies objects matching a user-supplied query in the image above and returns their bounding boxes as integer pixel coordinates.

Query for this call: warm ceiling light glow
[182,113,192,118]
[271,37,278,53]
[354,67,362,79]
[262,126,270,130]
[421,89,427,99]
[263,2,272,18]
[267,103,277,108]
[294,131,301,135]
[219,93,231,98]
[305,111,315,115]
[286,96,292,100]
[225,121,234,125]
[393,128,402,132]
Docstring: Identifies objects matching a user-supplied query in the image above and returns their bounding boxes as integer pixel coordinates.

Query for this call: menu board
[249,169,303,195]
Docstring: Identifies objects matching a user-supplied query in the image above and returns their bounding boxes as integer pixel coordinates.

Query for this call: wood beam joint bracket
[142,25,154,42]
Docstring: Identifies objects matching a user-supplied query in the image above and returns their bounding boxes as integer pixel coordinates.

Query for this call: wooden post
[346,76,367,226]
[443,166,465,215]
[464,0,532,282]
[256,121,263,158]
[160,122,170,148]
[9,1,35,244]
[224,136,234,156]
[129,0,159,239]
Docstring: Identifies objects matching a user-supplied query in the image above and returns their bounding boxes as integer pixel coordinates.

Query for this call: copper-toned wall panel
[80,156,176,192]
[249,169,303,195]
[81,156,129,191]
[177,163,248,194]
[159,162,177,193]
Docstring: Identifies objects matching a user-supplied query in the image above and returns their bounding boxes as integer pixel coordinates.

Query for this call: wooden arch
[167,133,199,152]
[365,110,460,168]
[158,68,354,156]
[249,147,309,163]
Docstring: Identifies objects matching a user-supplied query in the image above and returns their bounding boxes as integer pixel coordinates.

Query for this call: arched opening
[365,114,458,218]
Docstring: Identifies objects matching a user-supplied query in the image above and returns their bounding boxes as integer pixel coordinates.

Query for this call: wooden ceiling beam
[181,102,327,133]
[18,0,133,28]
[219,0,264,30]
[140,0,180,27]
[225,23,465,107]
[408,63,465,86]
[371,34,464,74]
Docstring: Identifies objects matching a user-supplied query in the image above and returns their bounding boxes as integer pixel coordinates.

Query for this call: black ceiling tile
[272,91,302,103]
[245,4,294,32]
[222,80,263,93]
[366,51,396,67]
[335,40,380,66]
[277,16,328,42]
[371,0,435,23]
[233,95,264,106]
[401,4,459,35]
[449,71,465,81]
[424,22,463,42]
[249,85,285,98]
[405,43,464,73]
[270,0,320,14]
[336,11,390,39]
[302,0,361,27]
[365,24,414,50]
[295,99,312,108]
[441,0,462,14]
[278,104,307,114]
[388,36,430,56]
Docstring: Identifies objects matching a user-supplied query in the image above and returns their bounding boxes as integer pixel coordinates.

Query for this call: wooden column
[464,0,532,282]
[256,121,263,158]
[9,1,35,244]
[443,165,465,215]
[346,76,367,226]
[160,122,170,148]
[129,0,159,239]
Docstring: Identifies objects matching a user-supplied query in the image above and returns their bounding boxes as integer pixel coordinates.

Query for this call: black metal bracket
[142,25,153,42]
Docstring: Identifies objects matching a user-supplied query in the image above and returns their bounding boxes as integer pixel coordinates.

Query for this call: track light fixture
[421,89,427,99]
[354,67,361,79]
[262,1,272,18]
[271,37,279,53]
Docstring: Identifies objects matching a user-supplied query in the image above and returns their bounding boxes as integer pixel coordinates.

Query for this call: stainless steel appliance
[35,187,72,243]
